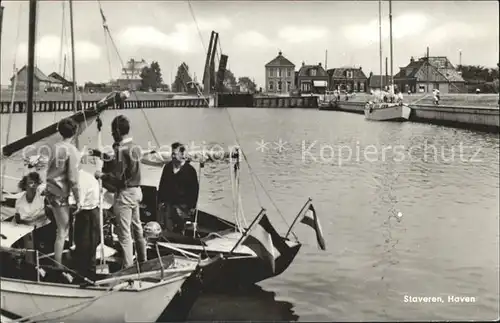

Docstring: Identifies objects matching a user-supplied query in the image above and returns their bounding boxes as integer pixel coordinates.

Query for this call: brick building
[327,67,368,92]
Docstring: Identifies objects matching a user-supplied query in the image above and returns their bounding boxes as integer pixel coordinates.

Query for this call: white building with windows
[264,51,295,94]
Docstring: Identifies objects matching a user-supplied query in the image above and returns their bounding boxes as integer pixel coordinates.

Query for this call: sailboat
[364,0,411,121]
[0,1,220,321]
[134,93,326,289]
[144,152,324,288]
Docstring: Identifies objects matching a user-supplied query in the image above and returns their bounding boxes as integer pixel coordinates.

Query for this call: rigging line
[1,71,19,190]
[2,5,26,188]
[97,5,161,148]
[223,110,263,207]
[187,0,206,52]
[97,0,113,80]
[58,1,66,75]
[223,107,293,230]
[12,3,23,68]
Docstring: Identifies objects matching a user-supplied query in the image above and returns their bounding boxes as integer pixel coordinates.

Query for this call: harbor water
[1,108,499,321]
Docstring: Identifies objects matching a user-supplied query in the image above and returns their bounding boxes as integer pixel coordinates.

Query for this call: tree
[457,64,499,93]
[171,62,193,92]
[140,61,163,91]
[237,77,257,92]
[457,65,495,82]
[222,69,237,92]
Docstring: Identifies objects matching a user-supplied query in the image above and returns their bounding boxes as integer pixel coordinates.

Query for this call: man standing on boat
[95,115,147,268]
[157,142,199,233]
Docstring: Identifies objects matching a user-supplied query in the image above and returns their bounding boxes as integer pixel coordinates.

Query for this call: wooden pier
[0,93,319,113]
[0,98,210,113]
[216,93,318,109]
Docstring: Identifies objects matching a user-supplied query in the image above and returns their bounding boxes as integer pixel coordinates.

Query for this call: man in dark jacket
[157,142,199,233]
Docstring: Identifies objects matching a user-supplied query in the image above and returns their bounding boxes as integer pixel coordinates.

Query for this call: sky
[1,0,498,88]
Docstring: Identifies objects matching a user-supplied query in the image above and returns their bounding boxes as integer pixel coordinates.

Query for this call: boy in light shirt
[69,161,100,279]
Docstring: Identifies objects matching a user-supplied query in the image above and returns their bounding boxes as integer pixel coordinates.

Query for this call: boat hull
[364,103,411,121]
[0,274,189,322]
[157,239,301,290]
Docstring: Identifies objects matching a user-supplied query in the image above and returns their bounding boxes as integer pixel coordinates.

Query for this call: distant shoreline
[1,90,498,108]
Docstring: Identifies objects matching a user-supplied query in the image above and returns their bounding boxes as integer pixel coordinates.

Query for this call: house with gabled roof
[327,67,368,92]
[48,72,74,87]
[264,51,295,94]
[296,62,328,94]
[10,65,63,91]
[394,56,466,93]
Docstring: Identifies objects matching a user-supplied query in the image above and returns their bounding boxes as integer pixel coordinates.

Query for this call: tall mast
[63,54,67,79]
[325,49,328,70]
[0,1,4,65]
[68,0,79,148]
[69,0,77,112]
[59,1,66,75]
[27,0,38,136]
[378,0,382,91]
[389,0,394,94]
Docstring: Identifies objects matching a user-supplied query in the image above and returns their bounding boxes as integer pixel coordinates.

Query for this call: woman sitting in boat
[13,172,49,226]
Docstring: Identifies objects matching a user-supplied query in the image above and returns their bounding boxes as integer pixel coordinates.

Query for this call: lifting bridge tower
[202,31,229,95]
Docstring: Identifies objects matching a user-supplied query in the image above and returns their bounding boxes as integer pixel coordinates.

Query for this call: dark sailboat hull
[138,185,302,290]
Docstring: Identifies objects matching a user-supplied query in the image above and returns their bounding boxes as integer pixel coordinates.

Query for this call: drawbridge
[202,31,228,95]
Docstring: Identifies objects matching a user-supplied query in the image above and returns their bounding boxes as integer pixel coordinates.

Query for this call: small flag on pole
[286,199,326,251]
[300,203,326,251]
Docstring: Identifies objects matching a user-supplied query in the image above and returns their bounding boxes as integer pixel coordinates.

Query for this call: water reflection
[188,285,299,321]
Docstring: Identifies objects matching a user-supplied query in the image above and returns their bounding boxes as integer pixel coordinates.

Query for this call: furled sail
[140,146,240,167]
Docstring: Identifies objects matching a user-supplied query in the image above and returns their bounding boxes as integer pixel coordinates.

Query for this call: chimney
[359,66,362,70]
[302,61,305,67]
[410,56,415,63]
[278,51,282,56]
[318,62,322,67]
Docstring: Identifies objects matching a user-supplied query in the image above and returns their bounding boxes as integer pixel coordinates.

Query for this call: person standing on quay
[95,115,147,268]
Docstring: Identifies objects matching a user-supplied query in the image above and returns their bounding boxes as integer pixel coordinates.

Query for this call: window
[277,68,282,77]
[346,71,353,78]
[278,81,282,91]
[269,81,274,90]
[310,69,317,77]
[301,82,311,92]
[287,69,291,77]
[287,81,291,91]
